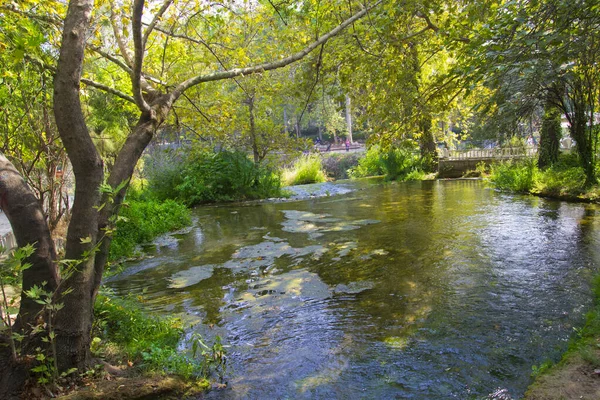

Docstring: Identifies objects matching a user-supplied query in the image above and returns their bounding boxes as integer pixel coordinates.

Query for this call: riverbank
[524,276,600,399]
[481,158,600,398]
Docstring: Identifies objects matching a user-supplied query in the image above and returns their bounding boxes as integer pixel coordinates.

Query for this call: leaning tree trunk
[537,100,562,170]
[92,106,170,298]
[0,154,59,329]
[0,154,58,396]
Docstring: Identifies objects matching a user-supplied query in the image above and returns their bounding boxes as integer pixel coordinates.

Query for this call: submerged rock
[333,280,375,294]
[168,265,216,289]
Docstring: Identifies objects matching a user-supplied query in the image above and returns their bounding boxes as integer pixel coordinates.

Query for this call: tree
[0,0,382,390]
[458,0,600,183]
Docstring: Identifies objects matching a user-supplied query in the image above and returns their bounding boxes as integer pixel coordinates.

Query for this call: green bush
[147,149,283,205]
[532,166,586,196]
[489,159,537,192]
[282,154,327,186]
[321,152,361,180]
[349,145,426,181]
[94,294,227,380]
[349,145,386,178]
[109,198,191,261]
[143,148,186,201]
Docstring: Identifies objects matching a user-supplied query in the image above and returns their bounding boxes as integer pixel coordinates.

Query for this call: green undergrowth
[282,154,327,185]
[348,144,429,181]
[109,196,191,262]
[93,294,226,381]
[320,152,361,179]
[488,154,600,199]
[145,148,283,205]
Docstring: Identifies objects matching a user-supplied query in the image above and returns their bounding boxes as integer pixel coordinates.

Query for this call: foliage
[109,197,191,262]
[349,145,427,181]
[489,154,592,197]
[144,148,283,205]
[142,148,187,202]
[488,159,537,193]
[94,294,225,380]
[282,154,328,186]
[320,152,361,180]
[177,150,282,205]
[532,166,587,197]
[0,245,34,361]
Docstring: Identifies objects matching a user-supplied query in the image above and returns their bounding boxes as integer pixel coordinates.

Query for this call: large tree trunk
[538,100,562,169]
[419,114,437,172]
[0,154,58,397]
[52,0,103,371]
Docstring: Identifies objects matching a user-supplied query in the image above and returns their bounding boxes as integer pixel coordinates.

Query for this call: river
[106,179,600,399]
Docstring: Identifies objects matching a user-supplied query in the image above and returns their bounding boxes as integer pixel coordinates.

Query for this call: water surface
[107,180,600,399]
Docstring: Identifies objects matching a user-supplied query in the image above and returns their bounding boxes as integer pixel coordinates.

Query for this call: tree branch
[81,78,136,104]
[171,0,383,100]
[143,0,173,46]
[110,6,134,68]
[132,0,151,113]
[267,0,288,26]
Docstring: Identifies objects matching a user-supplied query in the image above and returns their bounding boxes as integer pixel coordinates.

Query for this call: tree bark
[52,0,103,371]
[246,95,261,164]
[538,99,562,169]
[419,114,437,171]
[345,94,353,143]
[0,153,58,329]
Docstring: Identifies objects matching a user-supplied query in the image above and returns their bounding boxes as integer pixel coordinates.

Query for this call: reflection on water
[106,180,600,399]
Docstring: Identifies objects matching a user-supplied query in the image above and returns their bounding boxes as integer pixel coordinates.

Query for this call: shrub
[321,152,361,180]
[349,145,426,181]
[143,147,186,201]
[489,159,537,193]
[175,150,282,204]
[349,145,386,178]
[144,149,283,205]
[109,198,191,261]
[532,166,586,196]
[282,154,327,186]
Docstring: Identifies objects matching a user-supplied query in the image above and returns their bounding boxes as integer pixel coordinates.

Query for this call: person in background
[345,139,350,152]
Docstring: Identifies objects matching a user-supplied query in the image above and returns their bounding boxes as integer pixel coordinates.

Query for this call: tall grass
[282,154,327,186]
[349,145,426,181]
[488,159,537,193]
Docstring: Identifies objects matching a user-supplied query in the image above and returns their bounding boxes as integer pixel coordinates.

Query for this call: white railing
[1,232,16,253]
[439,147,538,160]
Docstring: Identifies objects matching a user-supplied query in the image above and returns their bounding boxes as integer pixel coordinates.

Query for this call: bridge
[438,147,538,178]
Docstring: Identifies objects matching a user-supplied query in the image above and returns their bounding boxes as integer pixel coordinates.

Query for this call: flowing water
[106,179,600,399]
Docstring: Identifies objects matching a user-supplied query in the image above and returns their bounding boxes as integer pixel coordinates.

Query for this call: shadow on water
[107,179,600,399]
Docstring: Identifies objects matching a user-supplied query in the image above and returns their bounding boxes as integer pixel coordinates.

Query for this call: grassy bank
[487,155,600,398]
[525,275,600,399]
[488,154,600,201]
